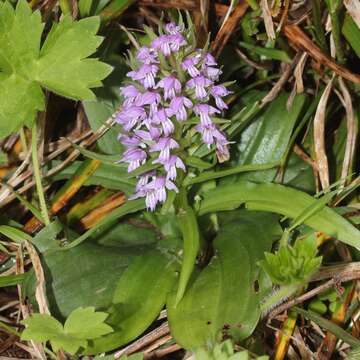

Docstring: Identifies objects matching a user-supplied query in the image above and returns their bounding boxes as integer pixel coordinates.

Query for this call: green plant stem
[325,0,345,63]
[31,121,50,226]
[19,127,28,154]
[311,0,328,52]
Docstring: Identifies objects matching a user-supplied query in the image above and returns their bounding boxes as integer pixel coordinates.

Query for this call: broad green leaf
[227,93,307,183]
[198,181,360,250]
[0,273,25,287]
[85,251,178,354]
[175,205,200,305]
[64,307,113,339]
[282,153,316,193]
[33,219,63,253]
[0,0,112,137]
[36,16,111,99]
[168,211,281,349]
[23,243,136,318]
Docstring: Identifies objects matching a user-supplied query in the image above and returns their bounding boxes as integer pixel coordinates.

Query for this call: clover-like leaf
[64,306,113,340]
[21,307,113,354]
[0,0,112,138]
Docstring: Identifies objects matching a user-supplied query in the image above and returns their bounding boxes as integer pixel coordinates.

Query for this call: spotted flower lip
[182,54,201,77]
[120,85,141,106]
[117,21,233,210]
[121,148,147,172]
[193,104,221,126]
[131,176,178,211]
[137,46,158,64]
[167,96,193,122]
[152,108,175,136]
[165,22,184,35]
[127,64,158,88]
[156,76,181,100]
[151,34,186,56]
[186,76,213,99]
[153,155,186,180]
[150,137,179,162]
[195,122,226,145]
[116,106,146,131]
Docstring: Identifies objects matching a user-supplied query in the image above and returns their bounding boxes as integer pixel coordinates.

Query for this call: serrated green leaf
[0,74,44,137]
[36,16,112,99]
[21,307,113,354]
[21,314,63,343]
[0,0,112,138]
[64,307,113,339]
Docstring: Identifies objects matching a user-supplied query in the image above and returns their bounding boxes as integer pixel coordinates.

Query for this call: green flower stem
[31,121,50,226]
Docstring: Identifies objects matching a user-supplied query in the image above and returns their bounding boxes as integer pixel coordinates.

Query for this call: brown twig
[211,0,249,58]
[283,24,360,84]
[269,268,360,318]
[114,322,170,358]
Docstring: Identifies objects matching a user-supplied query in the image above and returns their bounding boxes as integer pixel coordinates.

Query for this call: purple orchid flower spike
[195,122,226,146]
[120,85,141,106]
[181,54,202,77]
[116,20,233,210]
[132,176,178,211]
[153,155,186,180]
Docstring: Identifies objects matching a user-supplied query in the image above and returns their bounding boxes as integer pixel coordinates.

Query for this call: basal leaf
[85,251,178,354]
[198,181,360,250]
[23,244,136,319]
[167,211,281,349]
